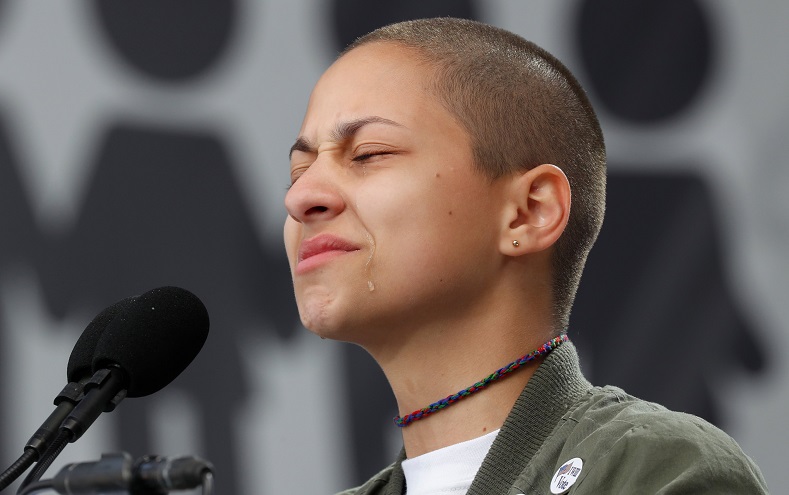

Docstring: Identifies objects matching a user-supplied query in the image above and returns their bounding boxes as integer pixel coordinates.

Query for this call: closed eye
[352,151,394,163]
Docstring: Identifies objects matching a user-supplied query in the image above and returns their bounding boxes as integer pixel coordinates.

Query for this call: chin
[295,281,369,338]
[299,303,372,345]
[297,290,347,337]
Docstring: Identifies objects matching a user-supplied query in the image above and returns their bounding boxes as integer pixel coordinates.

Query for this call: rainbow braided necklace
[393,334,568,427]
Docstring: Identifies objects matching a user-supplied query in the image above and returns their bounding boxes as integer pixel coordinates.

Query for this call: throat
[396,335,567,427]
[394,335,567,457]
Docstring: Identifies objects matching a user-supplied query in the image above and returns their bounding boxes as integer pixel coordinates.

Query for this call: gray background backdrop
[0,1,786,493]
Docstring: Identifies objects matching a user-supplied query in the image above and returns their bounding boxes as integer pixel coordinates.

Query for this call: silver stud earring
[512,240,520,247]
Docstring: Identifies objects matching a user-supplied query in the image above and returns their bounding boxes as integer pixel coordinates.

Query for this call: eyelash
[352,150,390,163]
[287,150,393,190]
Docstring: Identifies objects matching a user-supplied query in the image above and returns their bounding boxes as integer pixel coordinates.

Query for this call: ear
[498,164,571,256]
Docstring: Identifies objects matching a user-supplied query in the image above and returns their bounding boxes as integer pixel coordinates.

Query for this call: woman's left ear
[498,164,571,256]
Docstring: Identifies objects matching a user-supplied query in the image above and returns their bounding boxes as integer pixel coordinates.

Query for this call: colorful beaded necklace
[393,334,568,427]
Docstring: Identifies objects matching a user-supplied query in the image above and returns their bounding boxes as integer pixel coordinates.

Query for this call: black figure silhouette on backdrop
[571,172,765,425]
[569,0,766,424]
[93,0,238,82]
[0,114,47,476]
[575,0,713,123]
[36,126,298,494]
[0,2,299,494]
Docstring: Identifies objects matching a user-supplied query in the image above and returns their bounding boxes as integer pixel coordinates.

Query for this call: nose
[284,161,345,224]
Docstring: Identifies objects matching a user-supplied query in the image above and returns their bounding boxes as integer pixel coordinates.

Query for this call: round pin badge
[550,457,583,494]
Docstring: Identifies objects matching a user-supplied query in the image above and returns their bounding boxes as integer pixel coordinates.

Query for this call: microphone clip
[82,368,128,413]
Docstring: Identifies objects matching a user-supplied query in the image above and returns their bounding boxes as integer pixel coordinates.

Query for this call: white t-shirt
[401,429,500,495]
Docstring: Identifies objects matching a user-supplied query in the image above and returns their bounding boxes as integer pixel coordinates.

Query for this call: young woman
[284,17,767,495]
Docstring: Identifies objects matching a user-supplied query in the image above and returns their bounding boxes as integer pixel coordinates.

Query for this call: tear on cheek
[364,233,377,293]
[364,232,376,268]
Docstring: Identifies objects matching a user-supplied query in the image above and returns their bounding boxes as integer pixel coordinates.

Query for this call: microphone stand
[17,367,128,490]
[15,453,214,495]
[0,380,88,491]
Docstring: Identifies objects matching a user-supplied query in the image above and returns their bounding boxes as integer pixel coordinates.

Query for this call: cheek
[359,186,470,271]
[353,167,498,273]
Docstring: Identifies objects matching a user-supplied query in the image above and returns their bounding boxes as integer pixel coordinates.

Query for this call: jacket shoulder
[341,386,769,494]
[547,386,769,493]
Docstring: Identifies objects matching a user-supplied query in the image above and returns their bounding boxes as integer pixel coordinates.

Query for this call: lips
[296,234,361,274]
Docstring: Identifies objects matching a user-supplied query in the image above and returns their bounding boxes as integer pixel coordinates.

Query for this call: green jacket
[338,342,768,494]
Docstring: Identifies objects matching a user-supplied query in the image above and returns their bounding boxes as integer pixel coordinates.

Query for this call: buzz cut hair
[344,17,607,329]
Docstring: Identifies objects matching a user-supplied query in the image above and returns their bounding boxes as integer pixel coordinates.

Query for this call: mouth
[296,234,362,274]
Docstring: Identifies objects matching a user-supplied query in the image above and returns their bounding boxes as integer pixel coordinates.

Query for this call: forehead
[300,43,443,135]
[320,42,429,96]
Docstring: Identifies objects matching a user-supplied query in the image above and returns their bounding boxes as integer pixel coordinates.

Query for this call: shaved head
[343,18,606,328]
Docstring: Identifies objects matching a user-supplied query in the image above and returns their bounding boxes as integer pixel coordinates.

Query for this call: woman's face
[284,42,506,348]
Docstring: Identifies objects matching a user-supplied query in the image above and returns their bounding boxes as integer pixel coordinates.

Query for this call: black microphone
[60,286,210,441]
[19,286,209,491]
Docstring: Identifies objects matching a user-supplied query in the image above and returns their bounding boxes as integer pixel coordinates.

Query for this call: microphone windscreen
[91,286,209,398]
[67,297,132,383]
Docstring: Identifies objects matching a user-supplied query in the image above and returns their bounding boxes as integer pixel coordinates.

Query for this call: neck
[365,289,556,458]
[397,353,545,458]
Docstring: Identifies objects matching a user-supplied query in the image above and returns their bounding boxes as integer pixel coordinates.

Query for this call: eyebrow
[289,116,404,159]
